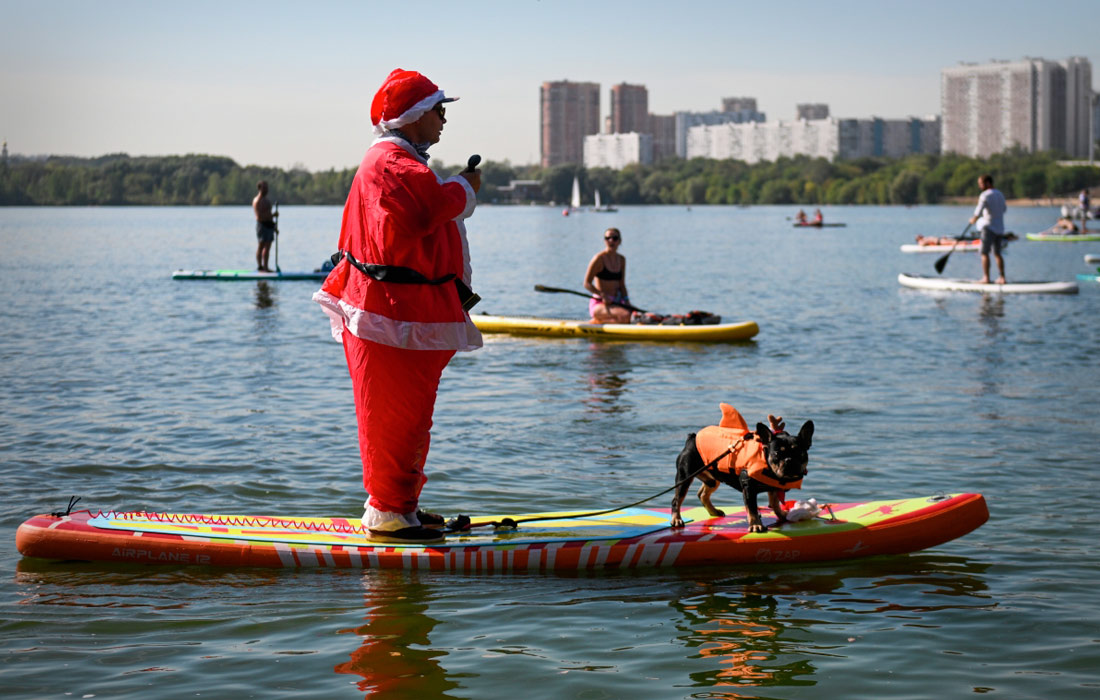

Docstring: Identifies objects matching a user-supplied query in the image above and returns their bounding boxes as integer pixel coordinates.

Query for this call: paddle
[273,202,281,273]
[934,223,972,274]
[533,284,646,313]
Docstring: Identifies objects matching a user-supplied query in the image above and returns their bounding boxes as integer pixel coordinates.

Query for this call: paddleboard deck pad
[172,269,328,280]
[16,493,987,571]
[472,314,759,342]
[898,273,1078,294]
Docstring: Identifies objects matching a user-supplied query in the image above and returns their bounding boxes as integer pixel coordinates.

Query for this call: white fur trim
[446,174,477,221]
[312,289,483,351]
[371,134,424,163]
[373,89,447,136]
[362,502,420,529]
[444,175,477,283]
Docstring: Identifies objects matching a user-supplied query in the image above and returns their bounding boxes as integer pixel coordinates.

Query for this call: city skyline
[2,0,1099,170]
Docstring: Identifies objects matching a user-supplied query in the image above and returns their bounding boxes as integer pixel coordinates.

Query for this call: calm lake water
[2,203,1099,699]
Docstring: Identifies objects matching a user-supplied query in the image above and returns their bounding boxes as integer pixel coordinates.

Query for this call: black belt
[334,251,480,311]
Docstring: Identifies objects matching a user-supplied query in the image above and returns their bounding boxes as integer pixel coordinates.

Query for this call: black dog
[670,404,813,532]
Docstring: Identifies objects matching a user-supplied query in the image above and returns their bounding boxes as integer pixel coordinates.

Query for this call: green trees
[1,150,1096,206]
[0,154,357,206]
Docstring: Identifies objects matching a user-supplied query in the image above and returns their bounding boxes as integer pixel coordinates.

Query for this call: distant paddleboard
[1084,254,1100,265]
[172,269,327,281]
[1025,232,1100,242]
[900,241,981,253]
[898,273,1078,295]
[472,314,758,342]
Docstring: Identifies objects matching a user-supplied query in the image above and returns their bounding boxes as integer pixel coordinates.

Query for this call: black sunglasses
[432,103,446,119]
[605,235,620,241]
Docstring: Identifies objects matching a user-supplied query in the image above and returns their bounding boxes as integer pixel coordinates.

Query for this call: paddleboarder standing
[968,174,1007,284]
[253,181,277,272]
[313,69,482,544]
[1081,189,1091,233]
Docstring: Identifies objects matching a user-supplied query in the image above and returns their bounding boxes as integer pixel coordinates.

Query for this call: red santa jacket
[695,403,802,491]
[314,138,480,351]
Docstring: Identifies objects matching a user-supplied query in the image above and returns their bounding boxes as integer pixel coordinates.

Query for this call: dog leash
[448,442,743,532]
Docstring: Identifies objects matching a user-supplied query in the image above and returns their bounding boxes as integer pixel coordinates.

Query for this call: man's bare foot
[978,277,990,284]
[995,277,1006,284]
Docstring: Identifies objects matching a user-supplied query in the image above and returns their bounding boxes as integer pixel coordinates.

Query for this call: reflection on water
[580,342,632,415]
[334,573,461,699]
[254,280,276,309]
[973,295,1008,403]
[978,294,1005,325]
[669,556,993,691]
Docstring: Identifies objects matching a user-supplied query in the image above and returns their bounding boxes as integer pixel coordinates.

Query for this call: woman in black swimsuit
[583,228,632,323]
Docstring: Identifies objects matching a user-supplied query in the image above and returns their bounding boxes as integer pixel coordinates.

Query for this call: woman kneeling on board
[584,228,632,323]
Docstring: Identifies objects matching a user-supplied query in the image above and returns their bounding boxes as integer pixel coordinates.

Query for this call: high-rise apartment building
[540,80,601,168]
[674,107,766,158]
[797,104,830,120]
[610,83,649,134]
[584,132,654,170]
[941,57,1093,158]
[686,116,941,163]
[722,97,758,114]
[1093,97,1100,159]
[648,114,677,162]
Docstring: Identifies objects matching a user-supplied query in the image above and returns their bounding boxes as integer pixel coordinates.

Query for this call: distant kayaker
[584,228,632,323]
[253,181,276,272]
[813,208,823,224]
[796,209,808,224]
[968,174,1007,284]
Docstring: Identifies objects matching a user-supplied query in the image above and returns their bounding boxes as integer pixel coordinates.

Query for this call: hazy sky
[3,0,1098,170]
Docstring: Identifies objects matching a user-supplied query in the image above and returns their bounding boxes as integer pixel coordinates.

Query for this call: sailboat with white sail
[592,189,617,212]
[563,175,581,216]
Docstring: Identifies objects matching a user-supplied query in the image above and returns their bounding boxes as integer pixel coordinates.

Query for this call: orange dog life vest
[695,403,803,491]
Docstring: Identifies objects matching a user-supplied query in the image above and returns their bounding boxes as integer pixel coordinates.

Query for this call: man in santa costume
[313,69,482,544]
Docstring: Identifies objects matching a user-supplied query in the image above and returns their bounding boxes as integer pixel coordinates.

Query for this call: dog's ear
[797,420,814,447]
[754,422,772,445]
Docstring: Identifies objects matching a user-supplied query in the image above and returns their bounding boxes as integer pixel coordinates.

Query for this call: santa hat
[371,68,458,136]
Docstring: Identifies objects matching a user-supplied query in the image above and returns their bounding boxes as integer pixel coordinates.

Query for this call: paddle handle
[465,154,481,173]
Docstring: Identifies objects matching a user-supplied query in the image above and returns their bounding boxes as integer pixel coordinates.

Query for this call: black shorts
[256,221,276,243]
[979,226,1003,256]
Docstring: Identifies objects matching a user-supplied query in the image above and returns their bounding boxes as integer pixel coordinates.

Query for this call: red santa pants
[342,333,455,514]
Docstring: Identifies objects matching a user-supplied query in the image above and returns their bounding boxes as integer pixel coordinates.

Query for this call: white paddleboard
[172,269,328,281]
[898,273,1078,295]
[900,242,981,254]
[1085,254,1100,265]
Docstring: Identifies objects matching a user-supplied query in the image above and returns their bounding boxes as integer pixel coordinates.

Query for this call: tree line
[1,148,1096,207]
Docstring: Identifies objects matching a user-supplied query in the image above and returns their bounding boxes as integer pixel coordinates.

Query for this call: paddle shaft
[273,202,280,273]
[934,223,972,274]
[533,284,646,313]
